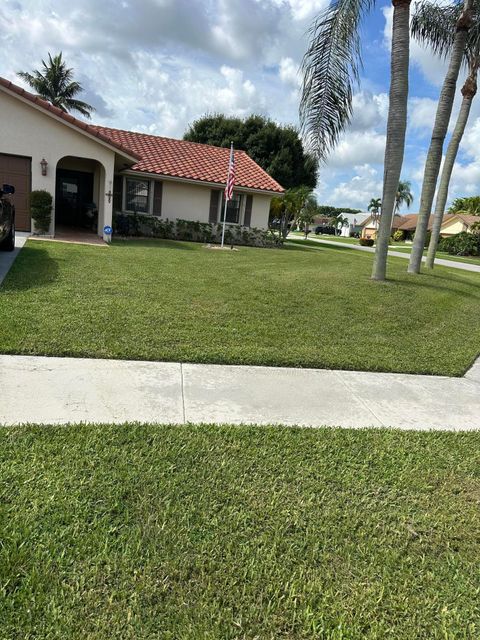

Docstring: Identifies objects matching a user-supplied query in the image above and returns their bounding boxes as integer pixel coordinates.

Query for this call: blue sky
[1,0,478,212]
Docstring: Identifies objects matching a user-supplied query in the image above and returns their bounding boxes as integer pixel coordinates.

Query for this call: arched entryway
[55,156,107,237]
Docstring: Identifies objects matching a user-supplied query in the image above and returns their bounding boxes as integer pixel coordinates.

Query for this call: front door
[55,169,95,230]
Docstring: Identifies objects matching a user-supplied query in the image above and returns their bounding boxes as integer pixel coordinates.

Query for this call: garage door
[0,154,31,231]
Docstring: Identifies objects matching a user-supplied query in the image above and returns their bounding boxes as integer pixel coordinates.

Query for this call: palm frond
[300,0,375,163]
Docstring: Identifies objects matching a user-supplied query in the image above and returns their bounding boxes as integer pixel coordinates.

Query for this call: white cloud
[279,57,300,87]
[323,164,383,209]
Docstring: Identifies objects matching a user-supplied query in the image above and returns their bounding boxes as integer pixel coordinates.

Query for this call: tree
[395,180,414,213]
[408,0,474,274]
[410,1,480,268]
[368,198,382,215]
[448,195,480,214]
[184,114,317,190]
[316,205,361,216]
[300,0,412,282]
[270,187,315,241]
[18,52,94,118]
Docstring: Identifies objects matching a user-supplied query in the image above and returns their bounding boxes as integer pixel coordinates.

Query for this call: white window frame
[122,177,153,215]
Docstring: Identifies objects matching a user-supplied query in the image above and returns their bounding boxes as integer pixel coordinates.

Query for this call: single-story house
[337,212,370,237]
[439,213,479,236]
[0,76,284,241]
[360,212,478,240]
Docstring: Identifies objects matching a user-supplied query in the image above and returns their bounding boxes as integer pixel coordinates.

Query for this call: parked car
[314,225,337,236]
[0,184,15,251]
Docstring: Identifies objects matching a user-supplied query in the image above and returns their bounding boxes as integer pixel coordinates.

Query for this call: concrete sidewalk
[1,354,479,430]
[0,232,29,285]
[293,237,480,273]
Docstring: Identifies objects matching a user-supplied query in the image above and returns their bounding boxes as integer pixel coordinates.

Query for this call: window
[125,178,150,213]
[220,193,243,224]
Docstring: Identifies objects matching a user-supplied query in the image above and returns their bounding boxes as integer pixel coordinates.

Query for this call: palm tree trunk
[408,0,473,274]
[425,66,477,269]
[372,0,411,281]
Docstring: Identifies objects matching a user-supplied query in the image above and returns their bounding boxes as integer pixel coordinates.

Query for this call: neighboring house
[337,212,370,237]
[0,77,283,240]
[439,214,479,237]
[360,212,478,240]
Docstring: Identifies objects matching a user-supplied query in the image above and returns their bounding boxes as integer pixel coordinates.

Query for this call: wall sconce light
[40,158,48,176]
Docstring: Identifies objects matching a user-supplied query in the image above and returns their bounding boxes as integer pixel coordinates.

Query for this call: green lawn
[1,423,479,639]
[1,238,479,375]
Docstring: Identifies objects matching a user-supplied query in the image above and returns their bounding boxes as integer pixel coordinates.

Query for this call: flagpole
[221,142,234,249]
[221,197,228,248]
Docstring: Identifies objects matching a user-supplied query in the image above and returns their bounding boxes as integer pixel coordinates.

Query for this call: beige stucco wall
[157,178,272,229]
[250,193,271,229]
[440,219,468,236]
[0,88,117,237]
[161,180,212,222]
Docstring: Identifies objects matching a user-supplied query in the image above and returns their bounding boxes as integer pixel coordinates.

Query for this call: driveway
[0,232,29,285]
[294,237,480,273]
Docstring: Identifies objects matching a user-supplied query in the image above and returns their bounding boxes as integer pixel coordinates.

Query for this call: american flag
[225,143,235,201]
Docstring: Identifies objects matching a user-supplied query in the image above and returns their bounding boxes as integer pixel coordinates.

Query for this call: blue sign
[103,225,113,236]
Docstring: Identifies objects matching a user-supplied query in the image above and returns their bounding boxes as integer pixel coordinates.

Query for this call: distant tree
[448,195,480,214]
[316,205,362,217]
[395,179,414,213]
[18,52,94,118]
[368,198,382,215]
[184,114,317,190]
[270,187,315,241]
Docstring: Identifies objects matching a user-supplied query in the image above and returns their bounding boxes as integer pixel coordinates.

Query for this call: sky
[1,0,479,212]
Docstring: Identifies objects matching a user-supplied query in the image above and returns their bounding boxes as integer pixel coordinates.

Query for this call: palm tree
[411,2,480,268]
[300,0,412,282]
[18,52,94,118]
[368,198,382,215]
[408,0,474,274]
[395,180,414,213]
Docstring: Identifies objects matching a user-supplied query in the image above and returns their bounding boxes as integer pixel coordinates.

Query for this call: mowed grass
[1,423,479,639]
[0,238,479,375]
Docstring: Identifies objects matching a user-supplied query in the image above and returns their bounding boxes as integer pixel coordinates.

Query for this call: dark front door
[56,169,94,229]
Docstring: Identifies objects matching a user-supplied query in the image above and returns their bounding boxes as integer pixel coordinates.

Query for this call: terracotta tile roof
[91,126,285,193]
[363,213,456,231]
[0,76,140,161]
[450,214,480,226]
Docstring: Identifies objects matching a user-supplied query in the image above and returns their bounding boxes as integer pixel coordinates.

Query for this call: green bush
[30,190,53,233]
[359,237,374,247]
[392,230,404,242]
[424,230,431,248]
[438,231,480,256]
[112,213,280,248]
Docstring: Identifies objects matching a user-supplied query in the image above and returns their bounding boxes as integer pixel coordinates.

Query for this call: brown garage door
[0,154,31,231]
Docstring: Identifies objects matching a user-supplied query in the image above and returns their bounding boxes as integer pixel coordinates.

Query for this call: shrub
[392,230,404,242]
[359,237,374,247]
[438,232,480,256]
[112,213,280,248]
[30,190,52,234]
[424,230,431,248]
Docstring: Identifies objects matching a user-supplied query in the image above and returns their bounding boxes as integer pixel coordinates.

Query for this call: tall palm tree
[408,0,474,274]
[18,52,94,118]
[368,198,382,215]
[411,1,480,268]
[395,179,414,213]
[300,0,412,282]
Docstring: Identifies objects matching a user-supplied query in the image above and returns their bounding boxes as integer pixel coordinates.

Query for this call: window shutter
[113,175,123,211]
[244,194,253,227]
[153,181,163,217]
[209,189,221,223]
